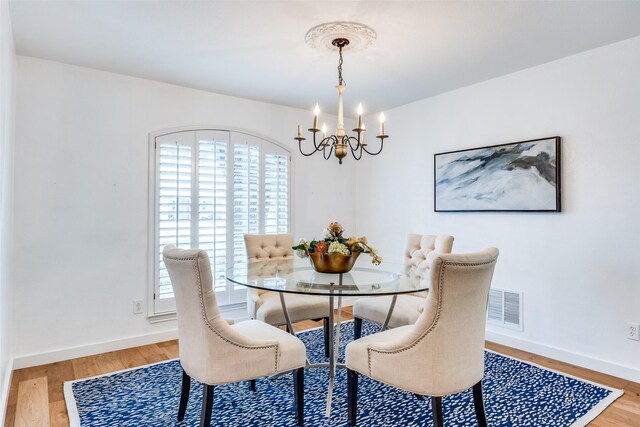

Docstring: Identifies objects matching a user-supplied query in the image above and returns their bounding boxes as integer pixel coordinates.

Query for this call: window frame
[147,126,294,321]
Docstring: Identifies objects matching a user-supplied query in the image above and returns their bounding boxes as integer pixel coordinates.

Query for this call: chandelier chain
[337,45,345,86]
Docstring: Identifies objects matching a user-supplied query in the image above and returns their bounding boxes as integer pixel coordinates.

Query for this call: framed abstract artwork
[434,137,561,212]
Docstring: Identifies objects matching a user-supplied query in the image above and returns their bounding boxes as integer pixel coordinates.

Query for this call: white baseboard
[0,357,14,426]
[340,297,357,307]
[13,329,179,370]
[10,316,638,385]
[486,330,640,383]
[13,300,353,371]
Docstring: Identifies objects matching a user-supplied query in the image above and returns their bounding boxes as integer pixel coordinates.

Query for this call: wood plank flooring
[14,377,49,427]
[5,308,640,426]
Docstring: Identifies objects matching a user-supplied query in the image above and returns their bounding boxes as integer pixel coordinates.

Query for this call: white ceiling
[9,1,640,115]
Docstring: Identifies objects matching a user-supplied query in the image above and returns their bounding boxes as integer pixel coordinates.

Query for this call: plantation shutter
[196,131,230,302]
[152,129,290,314]
[155,132,194,313]
[232,140,261,266]
[264,153,289,234]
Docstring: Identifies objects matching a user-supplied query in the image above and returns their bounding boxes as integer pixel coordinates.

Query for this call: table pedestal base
[278,277,345,417]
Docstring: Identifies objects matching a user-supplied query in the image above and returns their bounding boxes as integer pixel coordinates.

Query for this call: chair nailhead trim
[367,257,498,377]
[165,253,280,373]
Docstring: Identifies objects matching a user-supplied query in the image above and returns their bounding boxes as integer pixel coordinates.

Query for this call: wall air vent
[488,288,523,331]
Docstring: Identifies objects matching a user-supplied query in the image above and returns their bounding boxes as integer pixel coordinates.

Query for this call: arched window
[149,128,290,315]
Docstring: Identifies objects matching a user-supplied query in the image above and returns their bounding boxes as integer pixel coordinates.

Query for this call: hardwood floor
[5,308,640,426]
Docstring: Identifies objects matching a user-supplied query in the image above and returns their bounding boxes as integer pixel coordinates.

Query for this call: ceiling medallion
[305,21,377,52]
[295,23,387,164]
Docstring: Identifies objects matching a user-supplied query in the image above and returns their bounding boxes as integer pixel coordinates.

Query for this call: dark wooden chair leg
[431,396,444,427]
[178,369,191,422]
[200,384,214,427]
[323,317,330,358]
[354,317,362,340]
[293,368,305,426]
[248,379,256,392]
[347,368,358,426]
[472,381,487,427]
[414,393,424,400]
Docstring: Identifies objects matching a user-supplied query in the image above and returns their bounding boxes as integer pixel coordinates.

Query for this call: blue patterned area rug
[65,321,621,426]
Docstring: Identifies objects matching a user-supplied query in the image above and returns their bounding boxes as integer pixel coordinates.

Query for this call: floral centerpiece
[292,222,382,273]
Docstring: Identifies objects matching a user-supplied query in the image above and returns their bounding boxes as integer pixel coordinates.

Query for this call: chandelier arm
[313,132,336,152]
[323,136,337,160]
[345,136,363,160]
[351,145,364,161]
[297,137,326,156]
[297,144,322,157]
[345,135,360,152]
[360,139,385,156]
[323,144,333,160]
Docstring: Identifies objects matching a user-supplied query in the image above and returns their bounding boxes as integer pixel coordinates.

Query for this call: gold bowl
[308,252,360,274]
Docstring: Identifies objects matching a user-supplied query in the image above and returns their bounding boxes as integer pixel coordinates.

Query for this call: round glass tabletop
[226,257,430,296]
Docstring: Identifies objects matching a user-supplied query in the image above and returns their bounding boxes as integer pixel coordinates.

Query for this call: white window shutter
[264,153,289,234]
[152,129,290,315]
[232,139,260,266]
[196,131,230,298]
[155,132,194,313]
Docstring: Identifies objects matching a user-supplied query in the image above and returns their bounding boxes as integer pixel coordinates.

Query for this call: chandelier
[295,26,388,164]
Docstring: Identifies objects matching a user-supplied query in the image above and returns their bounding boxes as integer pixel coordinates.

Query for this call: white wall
[356,36,640,381]
[0,0,15,419]
[12,56,355,365]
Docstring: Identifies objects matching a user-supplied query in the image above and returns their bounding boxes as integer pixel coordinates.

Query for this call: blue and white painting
[435,137,561,211]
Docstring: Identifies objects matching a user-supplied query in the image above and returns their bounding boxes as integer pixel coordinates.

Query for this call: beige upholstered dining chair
[352,234,454,339]
[345,248,498,427]
[244,234,332,356]
[163,246,307,427]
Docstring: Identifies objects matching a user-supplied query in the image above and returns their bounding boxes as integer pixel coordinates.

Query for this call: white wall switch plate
[627,322,640,341]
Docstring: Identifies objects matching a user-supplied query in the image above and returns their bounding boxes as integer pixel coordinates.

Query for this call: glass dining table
[226,257,429,416]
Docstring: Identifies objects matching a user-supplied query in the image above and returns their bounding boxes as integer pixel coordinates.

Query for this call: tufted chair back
[163,246,286,385]
[411,248,498,394]
[244,234,294,262]
[404,234,454,276]
[358,248,499,396]
[247,258,295,281]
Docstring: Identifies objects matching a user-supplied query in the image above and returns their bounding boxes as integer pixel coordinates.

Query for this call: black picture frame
[433,136,562,212]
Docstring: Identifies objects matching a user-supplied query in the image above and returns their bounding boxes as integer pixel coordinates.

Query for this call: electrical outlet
[133,299,144,315]
[627,322,640,341]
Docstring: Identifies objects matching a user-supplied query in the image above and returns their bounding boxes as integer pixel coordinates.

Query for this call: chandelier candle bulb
[379,112,385,136]
[357,103,363,130]
[312,104,319,130]
[297,125,302,138]
[361,123,366,146]
[322,123,327,139]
